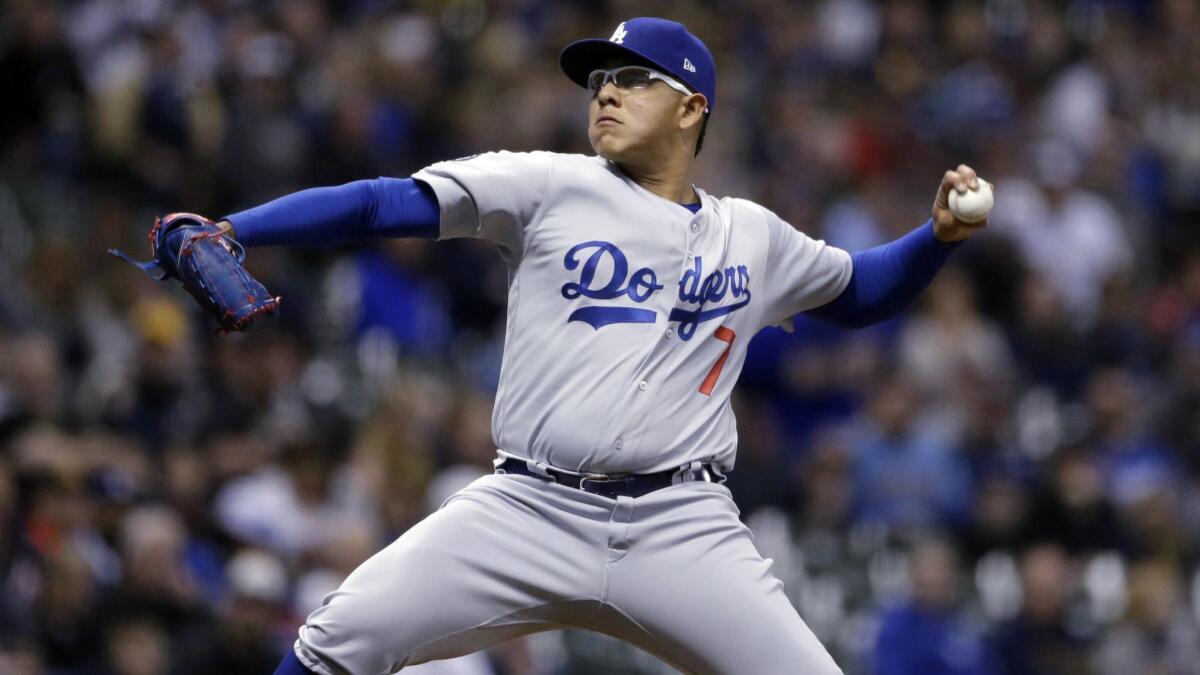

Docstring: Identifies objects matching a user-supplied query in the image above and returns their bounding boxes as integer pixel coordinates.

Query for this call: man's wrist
[930,218,969,244]
[217,219,236,239]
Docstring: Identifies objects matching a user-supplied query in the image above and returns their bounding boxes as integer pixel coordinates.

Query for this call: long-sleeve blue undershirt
[805,220,963,329]
[223,177,440,246]
[224,177,960,328]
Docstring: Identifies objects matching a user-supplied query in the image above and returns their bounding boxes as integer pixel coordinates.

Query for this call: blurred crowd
[2,0,1199,673]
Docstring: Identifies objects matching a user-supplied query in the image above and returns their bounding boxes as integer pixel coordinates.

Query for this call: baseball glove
[109,213,281,333]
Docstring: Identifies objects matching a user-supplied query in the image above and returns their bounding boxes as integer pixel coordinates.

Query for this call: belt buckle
[578,472,614,493]
[580,468,628,494]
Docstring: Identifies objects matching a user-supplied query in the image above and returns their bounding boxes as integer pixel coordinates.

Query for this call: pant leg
[294,473,613,675]
[602,481,843,675]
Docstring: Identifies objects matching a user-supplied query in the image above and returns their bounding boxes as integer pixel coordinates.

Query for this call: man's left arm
[805,164,990,329]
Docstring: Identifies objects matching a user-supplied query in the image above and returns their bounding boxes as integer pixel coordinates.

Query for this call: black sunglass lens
[615,68,652,88]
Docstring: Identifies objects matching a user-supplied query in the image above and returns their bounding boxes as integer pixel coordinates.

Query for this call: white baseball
[948,179,993,223]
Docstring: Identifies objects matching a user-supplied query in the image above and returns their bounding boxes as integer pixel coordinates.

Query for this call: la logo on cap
[610,22,627,44]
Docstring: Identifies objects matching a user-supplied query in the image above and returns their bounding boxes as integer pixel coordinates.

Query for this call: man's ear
[680,94,708,131]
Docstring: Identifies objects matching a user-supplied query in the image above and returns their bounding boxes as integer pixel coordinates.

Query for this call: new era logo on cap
[683,58,696,73]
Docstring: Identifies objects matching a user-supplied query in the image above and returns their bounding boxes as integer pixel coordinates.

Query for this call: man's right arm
[218,177,440,246]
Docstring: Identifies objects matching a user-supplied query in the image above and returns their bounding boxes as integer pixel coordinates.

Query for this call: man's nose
[596,82,621,107]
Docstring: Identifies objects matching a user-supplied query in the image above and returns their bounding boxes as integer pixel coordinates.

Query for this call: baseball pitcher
[118,17,989,675]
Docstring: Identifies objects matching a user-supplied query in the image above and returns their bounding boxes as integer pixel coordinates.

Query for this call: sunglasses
[587,66,708,112]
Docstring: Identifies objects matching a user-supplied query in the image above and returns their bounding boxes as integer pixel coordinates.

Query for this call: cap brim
[559,39,669,88]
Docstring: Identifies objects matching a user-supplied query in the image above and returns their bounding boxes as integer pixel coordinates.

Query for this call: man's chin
[590,133,627,161]
[593,143,630,163]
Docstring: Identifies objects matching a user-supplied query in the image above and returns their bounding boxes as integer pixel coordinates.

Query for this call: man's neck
[615,159,698,204]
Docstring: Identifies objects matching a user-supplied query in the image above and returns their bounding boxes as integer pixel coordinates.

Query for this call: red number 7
[699,326,736,396]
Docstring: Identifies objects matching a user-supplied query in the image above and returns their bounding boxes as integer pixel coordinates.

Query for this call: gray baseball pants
[292,471,842,675]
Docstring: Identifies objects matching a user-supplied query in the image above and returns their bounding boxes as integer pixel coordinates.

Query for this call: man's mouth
[596,116,621,125]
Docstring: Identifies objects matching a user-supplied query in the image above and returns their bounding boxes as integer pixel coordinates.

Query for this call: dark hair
[694,113,710,157]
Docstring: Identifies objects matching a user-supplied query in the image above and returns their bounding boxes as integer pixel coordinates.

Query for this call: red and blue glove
[110,213,281,333]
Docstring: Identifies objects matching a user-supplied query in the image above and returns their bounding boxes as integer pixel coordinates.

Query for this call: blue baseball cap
[560,17,716,113]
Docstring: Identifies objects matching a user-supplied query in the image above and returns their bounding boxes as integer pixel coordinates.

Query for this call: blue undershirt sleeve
[804,219,963,329]
[222,177,440,247]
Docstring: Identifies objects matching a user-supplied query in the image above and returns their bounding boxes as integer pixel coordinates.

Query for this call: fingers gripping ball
[109,213,281,333]
[948,180,994,224]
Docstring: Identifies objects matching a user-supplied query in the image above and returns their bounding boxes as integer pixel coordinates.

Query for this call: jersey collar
[602,157,708,220]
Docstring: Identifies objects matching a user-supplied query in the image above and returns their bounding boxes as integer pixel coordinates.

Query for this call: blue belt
[495,457,721,499]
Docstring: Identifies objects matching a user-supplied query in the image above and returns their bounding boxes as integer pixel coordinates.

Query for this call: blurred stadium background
[2,0,1200,673]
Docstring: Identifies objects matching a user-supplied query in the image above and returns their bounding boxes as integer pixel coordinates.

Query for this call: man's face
[587,59,692,163]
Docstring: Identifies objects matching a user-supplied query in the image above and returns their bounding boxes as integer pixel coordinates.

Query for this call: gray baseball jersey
[290,152,852,675]
[413,151,852,475]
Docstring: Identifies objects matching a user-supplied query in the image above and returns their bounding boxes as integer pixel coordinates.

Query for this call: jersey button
[638,380,648,391]
[664,328,674,339]
[614,437,624,450]
[690,223,699,233]
[685,251,694,260]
